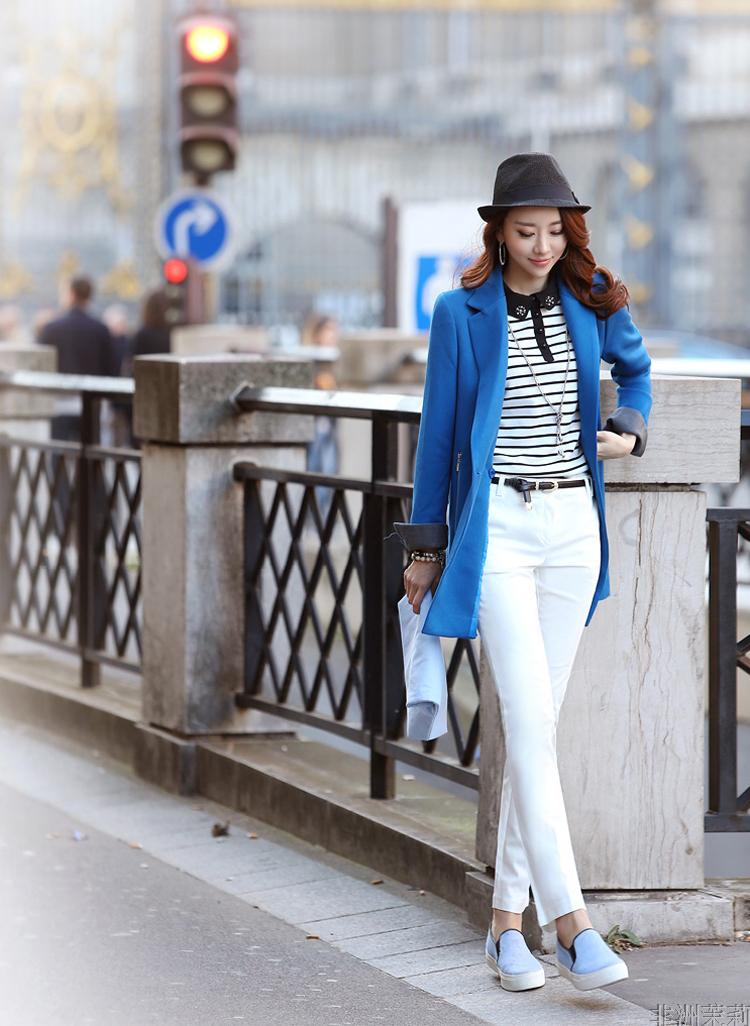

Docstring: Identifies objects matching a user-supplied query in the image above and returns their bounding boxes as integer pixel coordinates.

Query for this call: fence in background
[0,372,141,687]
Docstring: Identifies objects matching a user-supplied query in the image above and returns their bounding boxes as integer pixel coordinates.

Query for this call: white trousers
[477,473,601,930]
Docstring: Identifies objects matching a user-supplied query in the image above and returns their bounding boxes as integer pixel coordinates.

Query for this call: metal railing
[0,372,747,830]
[701,415,750,830]
[231,385,480,798]
[0,372,141,686]
[706,505,750,832]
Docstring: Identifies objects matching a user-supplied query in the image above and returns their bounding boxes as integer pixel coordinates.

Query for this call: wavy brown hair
[457,208,629,319]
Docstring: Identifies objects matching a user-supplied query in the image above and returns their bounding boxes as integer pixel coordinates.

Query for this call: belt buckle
[540,479,559,491]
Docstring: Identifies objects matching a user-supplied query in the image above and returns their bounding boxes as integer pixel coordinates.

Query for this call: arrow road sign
[154,189,236,270]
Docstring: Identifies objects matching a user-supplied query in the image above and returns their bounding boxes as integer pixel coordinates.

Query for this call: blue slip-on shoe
[485,927,546,991]
[555,927,629,991]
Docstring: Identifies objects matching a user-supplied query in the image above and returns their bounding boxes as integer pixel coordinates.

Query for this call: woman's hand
[404,558,443,615]
[596,430,636,460]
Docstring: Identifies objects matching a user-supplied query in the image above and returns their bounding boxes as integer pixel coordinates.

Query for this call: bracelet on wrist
[410,548,445,568]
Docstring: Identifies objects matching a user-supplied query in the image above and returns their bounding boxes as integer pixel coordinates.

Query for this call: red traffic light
[177,14,239,182]
[163,258,189,285]
[185,24,230,64]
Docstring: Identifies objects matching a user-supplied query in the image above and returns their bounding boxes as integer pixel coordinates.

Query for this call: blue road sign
[414,254,473,331]
[154,189,236,270]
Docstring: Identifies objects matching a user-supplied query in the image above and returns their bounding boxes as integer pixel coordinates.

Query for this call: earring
[560,246,569,259]
[499,241,507,265]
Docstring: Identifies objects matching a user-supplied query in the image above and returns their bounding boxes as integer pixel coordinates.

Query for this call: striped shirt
[492,271,590,480]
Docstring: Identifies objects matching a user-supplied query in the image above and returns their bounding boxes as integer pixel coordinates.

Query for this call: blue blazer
[393,264,653,639]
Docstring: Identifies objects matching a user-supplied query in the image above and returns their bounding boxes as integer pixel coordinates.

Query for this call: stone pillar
[133,353,315,734]
[474,373,739,942]
[0,345,57,439]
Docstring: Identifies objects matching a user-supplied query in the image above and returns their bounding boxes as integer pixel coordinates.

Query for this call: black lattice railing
[232,390,480,798]
[0,375,141,685]
[706,506,750,832]
[88,445,142,667]
[1,440,79,646]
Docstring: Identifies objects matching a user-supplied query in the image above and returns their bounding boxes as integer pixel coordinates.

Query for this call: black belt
[491,474,588,509]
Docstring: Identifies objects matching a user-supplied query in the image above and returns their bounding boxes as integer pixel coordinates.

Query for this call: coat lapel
[466,265,507,475]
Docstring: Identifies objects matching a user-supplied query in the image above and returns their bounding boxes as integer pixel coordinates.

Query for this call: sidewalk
[0,715,748,1026]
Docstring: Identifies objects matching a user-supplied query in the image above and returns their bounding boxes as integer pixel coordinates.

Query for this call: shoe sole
[556,958,629,991]
[485,952,546,991]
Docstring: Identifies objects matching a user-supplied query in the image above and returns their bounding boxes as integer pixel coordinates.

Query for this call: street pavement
[0,716,748,1026]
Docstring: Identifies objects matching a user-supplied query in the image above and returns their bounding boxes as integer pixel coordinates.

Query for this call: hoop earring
[560,246,569,259]
[499,241,507,266]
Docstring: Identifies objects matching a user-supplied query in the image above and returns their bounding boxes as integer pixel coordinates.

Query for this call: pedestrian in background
[40,274,117,443]
[119,288,173,450]
[301,312,340,521]
[102,303,132,375]
[130,288,172,362]
[99,302,138,559]
[102,302,134,449]
[39,275,116,543]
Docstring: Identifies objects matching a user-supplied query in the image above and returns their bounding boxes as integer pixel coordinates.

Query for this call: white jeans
[477,473,601,930]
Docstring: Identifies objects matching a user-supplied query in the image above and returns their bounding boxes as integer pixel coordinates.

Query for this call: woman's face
[496,206,567,280]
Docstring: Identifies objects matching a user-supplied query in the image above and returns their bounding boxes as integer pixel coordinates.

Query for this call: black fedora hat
[478,152,591,221]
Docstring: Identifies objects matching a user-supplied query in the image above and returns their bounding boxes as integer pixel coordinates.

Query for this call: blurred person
[117,288,174,450]
[301,312,338,349]
[39,275,115,542]
[102,303,134,449]
[300,312,340,521]
[40,275,117,385]
[102,303,132,375]
[131,288,172,362]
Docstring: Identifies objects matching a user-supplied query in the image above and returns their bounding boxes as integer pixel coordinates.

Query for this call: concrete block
[141,443,307,733]
[133,353,316,445]
[133,722,198,796]
[599,373,740,485]
[0,345,57,418]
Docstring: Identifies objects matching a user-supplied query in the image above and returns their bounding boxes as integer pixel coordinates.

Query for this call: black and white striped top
[492,271,590,480]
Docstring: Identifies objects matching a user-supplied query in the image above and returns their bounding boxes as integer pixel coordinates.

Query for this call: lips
[530,258,550,265]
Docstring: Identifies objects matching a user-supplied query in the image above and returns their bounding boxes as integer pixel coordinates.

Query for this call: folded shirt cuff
[385,522,448,551]
[603,406,648,457]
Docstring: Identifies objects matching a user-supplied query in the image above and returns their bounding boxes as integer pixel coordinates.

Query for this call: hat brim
[478,201,591,221]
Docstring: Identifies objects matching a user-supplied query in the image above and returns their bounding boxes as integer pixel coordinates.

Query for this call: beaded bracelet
[410,549,445,567]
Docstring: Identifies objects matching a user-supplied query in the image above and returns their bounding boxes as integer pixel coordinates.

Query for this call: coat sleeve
[600,301,653,457]
[386,293,457,552]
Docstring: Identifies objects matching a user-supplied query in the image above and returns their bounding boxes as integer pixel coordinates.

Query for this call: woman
[131,289,173,362]
[117,289,173,449]
[391,153,652,994]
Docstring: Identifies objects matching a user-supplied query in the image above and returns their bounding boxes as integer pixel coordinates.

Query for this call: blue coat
[398,264,653,639]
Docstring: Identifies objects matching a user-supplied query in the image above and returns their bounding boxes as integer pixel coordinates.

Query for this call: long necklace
[508,322,572,459]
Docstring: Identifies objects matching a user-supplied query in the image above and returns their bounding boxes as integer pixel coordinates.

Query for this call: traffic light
[162,257,204,326]
[177,14,239,182]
